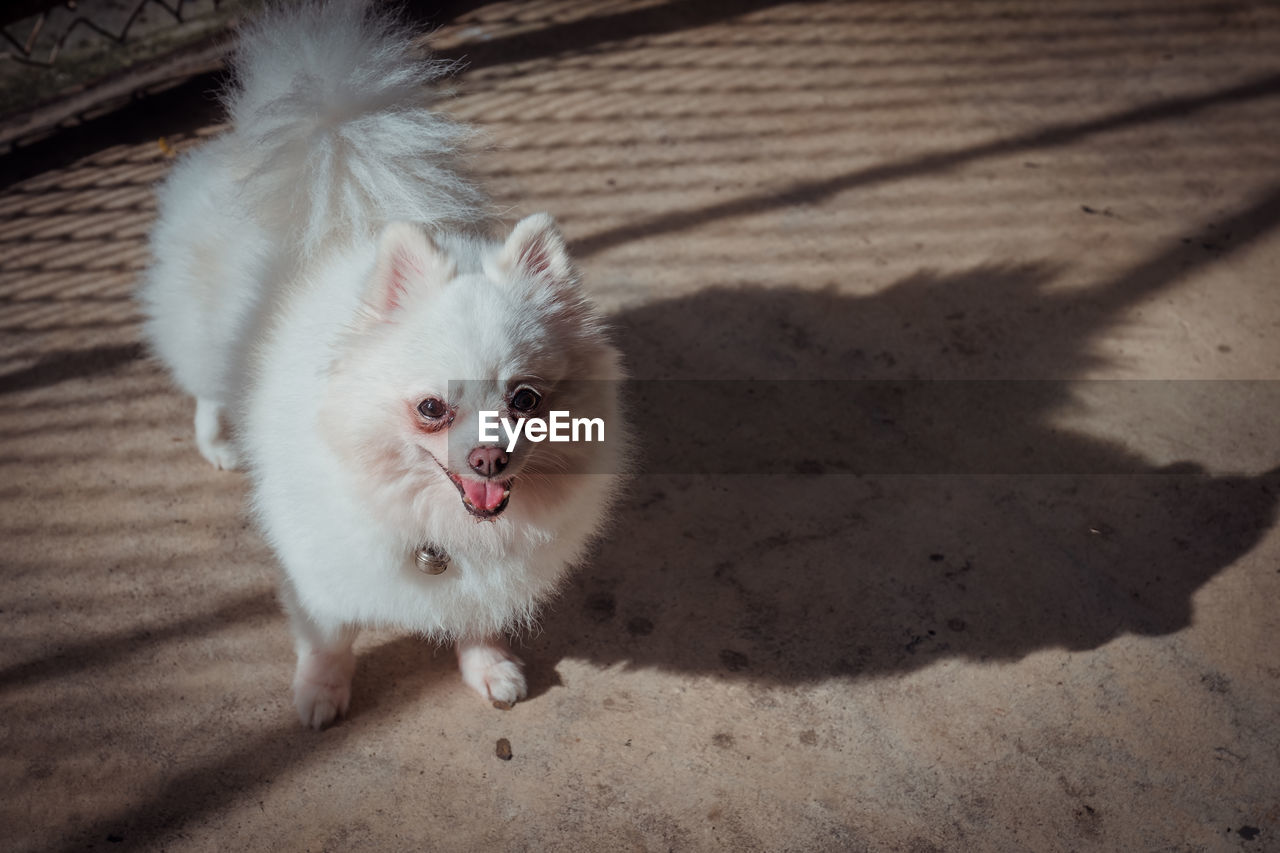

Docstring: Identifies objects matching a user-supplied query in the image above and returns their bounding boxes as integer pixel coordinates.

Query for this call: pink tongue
[461,478,507,511]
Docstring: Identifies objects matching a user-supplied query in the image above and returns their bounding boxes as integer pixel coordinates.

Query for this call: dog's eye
[510,387,541,413]
[417,397,448,419]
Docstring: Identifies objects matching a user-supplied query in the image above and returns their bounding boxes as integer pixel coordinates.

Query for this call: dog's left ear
[362,222,455,323]
[494,213,576,287]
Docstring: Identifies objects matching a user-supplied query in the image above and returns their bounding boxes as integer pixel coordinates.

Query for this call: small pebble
[495,738,513,761]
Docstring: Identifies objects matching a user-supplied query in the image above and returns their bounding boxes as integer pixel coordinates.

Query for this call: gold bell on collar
[415,544,449,575]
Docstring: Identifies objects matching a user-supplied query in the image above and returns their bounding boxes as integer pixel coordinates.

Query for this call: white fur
[139,2,626,728]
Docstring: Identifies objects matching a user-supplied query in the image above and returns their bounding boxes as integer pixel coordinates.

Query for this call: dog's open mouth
[445,470,512,519]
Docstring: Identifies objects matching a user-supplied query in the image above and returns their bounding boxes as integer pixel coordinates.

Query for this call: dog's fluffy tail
[225,1,488,253]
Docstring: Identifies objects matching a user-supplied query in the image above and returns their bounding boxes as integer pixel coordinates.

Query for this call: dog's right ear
[360,222,455,323]
[493,213,576,288]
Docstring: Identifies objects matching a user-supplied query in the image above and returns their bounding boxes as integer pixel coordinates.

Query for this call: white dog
[138,2,626,728]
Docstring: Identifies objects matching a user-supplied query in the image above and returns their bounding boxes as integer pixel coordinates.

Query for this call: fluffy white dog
[138,2,626,728]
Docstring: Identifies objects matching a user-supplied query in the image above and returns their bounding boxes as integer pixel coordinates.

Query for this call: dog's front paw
[197,432,241,471]
[194,398,241,471]
[292,649,356,729]
[456,638,528,708]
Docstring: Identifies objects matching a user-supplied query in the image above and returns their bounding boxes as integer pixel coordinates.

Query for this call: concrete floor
[3,1,1280,850]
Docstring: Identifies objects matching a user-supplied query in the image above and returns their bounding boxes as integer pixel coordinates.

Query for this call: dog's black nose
[467,446,509,477]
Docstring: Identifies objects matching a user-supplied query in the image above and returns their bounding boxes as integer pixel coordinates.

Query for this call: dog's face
[321,215,623,529]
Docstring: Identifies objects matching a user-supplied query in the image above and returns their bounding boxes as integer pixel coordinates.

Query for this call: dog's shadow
[522,264,1279,686]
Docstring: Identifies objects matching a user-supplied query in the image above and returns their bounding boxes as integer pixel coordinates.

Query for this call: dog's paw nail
[294,685,348,729]
[198,438,241,471]
[458,641,527,707]
[483,660,527,707]
[292,652,355,729]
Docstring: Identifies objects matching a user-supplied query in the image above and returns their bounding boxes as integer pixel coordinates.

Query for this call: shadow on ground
[524,188,1280,685]
[44,635,453,853]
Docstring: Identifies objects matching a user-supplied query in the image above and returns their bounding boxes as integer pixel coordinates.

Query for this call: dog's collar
[414,543,450,575]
